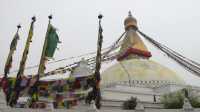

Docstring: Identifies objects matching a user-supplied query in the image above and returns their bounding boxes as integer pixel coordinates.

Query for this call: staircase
[101,99,164,109]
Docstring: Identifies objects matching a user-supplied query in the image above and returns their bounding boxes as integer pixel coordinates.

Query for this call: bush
[161,88,200,108]
[181,88,200,108]
[161,91,184,109]
[122,97,137,110]
[189,97,200,108]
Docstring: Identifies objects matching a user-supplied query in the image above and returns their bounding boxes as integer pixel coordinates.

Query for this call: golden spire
[124,11,138,30]
[118,12,151,60]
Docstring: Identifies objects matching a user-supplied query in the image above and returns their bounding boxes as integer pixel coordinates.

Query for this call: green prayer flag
[4,32,19,75]
[45,24,60,58]
[10,33,19,50]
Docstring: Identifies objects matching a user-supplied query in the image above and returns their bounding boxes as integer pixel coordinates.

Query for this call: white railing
[102,80,179,89]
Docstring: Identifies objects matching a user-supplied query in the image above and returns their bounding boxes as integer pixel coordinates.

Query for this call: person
[153,94,156,102]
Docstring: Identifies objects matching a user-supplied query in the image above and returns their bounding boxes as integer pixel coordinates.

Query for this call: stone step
[101,99,164,109]
[142,102,164,109]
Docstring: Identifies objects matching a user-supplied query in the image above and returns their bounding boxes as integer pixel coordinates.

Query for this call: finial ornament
[17,24,21,29]
[48,15,53,20]
[98,14,103,19]
[128,11,132,17]
[32,16,36,22]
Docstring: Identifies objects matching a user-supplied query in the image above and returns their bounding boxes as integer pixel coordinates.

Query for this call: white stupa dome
[101,59,184,85]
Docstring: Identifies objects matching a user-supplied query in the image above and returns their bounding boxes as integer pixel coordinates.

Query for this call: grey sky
[1,0,200,85]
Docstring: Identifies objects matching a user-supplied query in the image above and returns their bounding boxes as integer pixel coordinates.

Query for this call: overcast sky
[1,0,200,85]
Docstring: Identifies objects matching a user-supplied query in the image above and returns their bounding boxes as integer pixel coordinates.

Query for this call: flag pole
[2,25,21,105]
[28,15,52,106]
[9,16,36,106]
[36,15,52,80]
[94,14,103,109]
[16,16,36,79]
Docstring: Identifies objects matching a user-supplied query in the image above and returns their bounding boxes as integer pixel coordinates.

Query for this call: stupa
[100,12,185,104]
[101,12,183,85]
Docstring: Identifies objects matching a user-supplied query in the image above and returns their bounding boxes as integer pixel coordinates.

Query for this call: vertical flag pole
[37,15,52,80]
[94,14,103,109]
[2,25,21,105]
[28,15,52,107]
[9,16,36,106]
